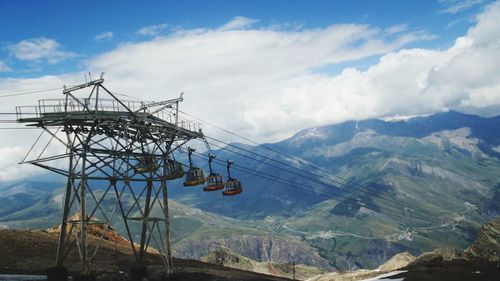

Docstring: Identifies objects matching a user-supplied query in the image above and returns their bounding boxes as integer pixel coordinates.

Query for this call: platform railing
[16,98,201,132]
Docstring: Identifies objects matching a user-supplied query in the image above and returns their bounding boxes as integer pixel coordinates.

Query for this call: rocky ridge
[465,216,500,261]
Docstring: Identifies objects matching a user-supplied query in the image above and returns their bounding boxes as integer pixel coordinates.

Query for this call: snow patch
[291,127,327,143]
[361,270,407,281]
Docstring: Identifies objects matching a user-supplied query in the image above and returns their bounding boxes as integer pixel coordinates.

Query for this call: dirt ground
[0,229,291,281]
[393,257,499,281]
[2,229,498,281]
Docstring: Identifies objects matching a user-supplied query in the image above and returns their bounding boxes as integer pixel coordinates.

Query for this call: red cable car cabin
[222,160,243,196]
[183,147,206,186]
[204,154,224,191]
[223,178,243,196]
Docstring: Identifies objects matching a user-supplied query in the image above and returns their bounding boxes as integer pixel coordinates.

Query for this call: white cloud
[0,73,106,182]
[94,31,113,41]
[86,19,433,141]
[384,24,408,35]
[0,60,11,72]
[1,1,500,182]
[241,0,500,137]
[84,1,500,142]
[440,0,485,14]
[219,16,259,31]
[8,37,76,64]
[0,142,66,182]
[136,23,168,36]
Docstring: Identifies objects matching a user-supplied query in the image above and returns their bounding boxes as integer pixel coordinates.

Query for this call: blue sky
[0,0,491,77]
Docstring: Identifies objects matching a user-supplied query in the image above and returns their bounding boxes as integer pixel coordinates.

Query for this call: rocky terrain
[201,246,325,280]
[199,234,497,281]
[175,234,330,268]
[465,217,500,261]
[0,214,497,281]
[301,217,499,281]
[0,228,292,281]
[389,218,499,280]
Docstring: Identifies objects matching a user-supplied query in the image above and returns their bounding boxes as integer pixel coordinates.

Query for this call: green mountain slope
[270,124,499,268]
[1,111,499,270]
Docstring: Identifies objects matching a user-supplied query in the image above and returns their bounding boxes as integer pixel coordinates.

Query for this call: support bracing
[16,77,204,278]
[56,150,74,266]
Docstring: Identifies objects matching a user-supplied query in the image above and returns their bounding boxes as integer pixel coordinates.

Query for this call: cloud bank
[85,3,500,141]
[86,17,435,141]
[1,2,500,181]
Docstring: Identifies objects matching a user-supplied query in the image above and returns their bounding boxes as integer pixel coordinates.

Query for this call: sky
[0,0,499,181]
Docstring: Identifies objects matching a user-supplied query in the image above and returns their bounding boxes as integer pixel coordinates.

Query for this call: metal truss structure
[16,76,204,278]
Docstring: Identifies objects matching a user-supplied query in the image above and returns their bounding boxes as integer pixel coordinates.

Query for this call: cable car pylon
[204,154,225,191]
[223,160,243,196]
[16,76,205,281]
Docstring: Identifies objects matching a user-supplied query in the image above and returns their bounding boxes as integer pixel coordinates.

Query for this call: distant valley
[1,110,499,270]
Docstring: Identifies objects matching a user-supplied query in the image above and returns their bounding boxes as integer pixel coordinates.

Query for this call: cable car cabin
[223,159,242,195]
[183,167,206,186]
[183,147,206,186]
[165,160,184,180]
[204,173,225,191]
[203,154,224,191]
[134,156,158,173]
[223,178,243,196]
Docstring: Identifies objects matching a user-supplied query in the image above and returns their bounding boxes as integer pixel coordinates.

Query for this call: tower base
[130,265,149,281]
[46,266,68,281]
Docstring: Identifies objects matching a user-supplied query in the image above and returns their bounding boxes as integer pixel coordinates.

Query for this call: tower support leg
[138,180,153,262]
[80,157,89,275]
[132,179,153,280]
[49,146,75,281]
[55,175,73,266]
[162,178,173,276]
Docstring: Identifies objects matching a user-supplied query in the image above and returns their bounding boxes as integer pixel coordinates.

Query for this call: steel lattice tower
[16,77,204,279]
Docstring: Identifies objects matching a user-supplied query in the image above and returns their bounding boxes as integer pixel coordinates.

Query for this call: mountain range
[0,110,499,270]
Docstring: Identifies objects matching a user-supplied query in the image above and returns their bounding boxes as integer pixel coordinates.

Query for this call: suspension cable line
[179,147,443,224]
[178,109,351,182]
[0,87,62,98]
[205,139,345,188]
[205,135,351,187]
[200,137,444,220]
[206,144,442,222]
